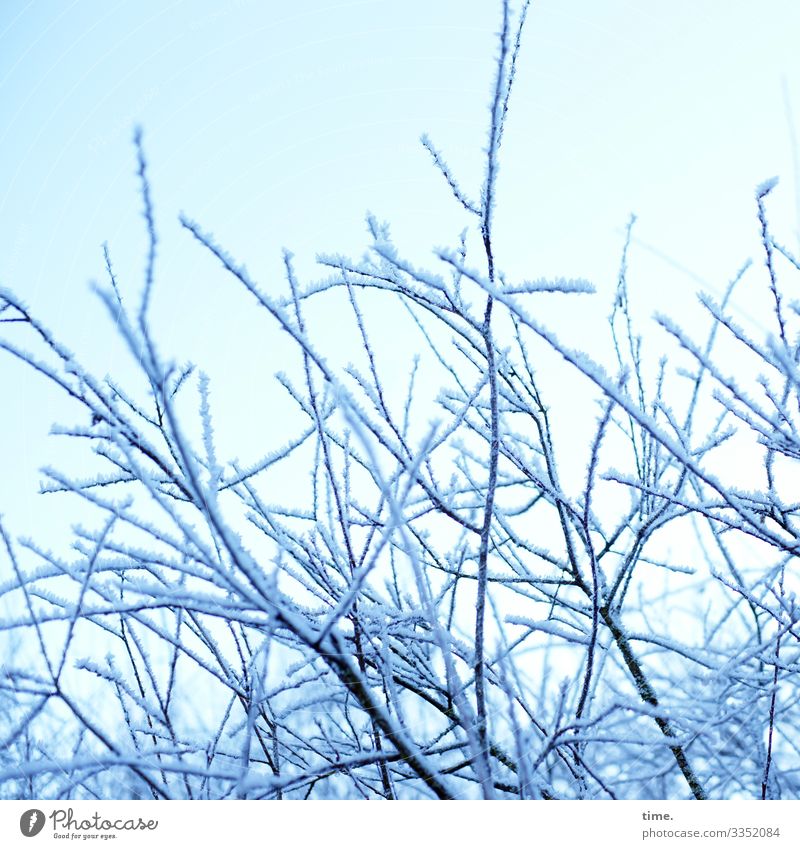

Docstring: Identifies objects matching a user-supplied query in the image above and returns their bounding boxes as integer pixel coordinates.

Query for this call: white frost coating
[756,175,779,198]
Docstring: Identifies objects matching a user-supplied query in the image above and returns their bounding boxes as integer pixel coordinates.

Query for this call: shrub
[1,1,798,800]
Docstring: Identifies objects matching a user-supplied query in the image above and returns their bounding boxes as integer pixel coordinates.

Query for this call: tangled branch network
[2,1,800,800]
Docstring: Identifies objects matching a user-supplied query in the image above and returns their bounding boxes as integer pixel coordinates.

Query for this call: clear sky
[1,0,800,544]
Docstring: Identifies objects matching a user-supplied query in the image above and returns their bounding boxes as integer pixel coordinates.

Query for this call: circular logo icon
[19,810,46,837]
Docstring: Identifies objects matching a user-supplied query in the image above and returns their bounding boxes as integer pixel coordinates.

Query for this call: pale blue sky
[1,0,799,543]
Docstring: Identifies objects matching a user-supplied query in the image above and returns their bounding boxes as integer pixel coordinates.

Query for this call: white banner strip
[2,800,799,848]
